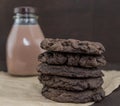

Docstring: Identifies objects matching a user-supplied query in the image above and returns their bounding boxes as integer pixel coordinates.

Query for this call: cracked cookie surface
[39,74,103,91]
[38,52,106,68]
[41,38,105,55]
[42,86,105,103]
[38,63,104,78]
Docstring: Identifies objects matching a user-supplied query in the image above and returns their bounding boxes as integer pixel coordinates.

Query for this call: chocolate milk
[6,7,45,76]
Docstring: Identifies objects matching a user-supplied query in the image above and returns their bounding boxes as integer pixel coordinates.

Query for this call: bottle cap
[14,6,36,14]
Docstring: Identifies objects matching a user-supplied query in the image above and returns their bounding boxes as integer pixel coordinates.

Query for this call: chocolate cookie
[41,38,105,55]
[42,86,105,103]
[39,74,103,91]
[38,52,106,68]
[37,63,104,78]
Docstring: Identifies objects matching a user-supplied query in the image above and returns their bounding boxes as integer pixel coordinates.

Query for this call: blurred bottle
[6,6,45,76]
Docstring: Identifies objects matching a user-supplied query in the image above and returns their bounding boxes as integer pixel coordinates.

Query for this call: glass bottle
[6,6,45,76]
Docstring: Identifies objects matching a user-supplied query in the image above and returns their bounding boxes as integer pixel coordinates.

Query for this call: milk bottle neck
[13,13,38,25]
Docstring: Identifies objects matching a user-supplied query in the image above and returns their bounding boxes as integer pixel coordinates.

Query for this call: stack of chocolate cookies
[37,38,106,103]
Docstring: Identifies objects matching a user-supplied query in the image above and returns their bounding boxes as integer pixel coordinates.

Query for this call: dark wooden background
[0,0,120,70]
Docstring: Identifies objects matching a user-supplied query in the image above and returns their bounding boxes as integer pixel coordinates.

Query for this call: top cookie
[41,38,105,55]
